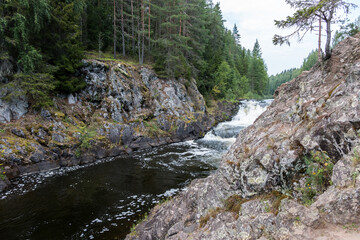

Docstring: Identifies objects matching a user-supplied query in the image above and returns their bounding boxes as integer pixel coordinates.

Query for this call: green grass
[84,51,153,68]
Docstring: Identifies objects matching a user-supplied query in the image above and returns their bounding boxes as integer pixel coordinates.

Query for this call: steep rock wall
[126,34,360,240]
[0,60,238,192]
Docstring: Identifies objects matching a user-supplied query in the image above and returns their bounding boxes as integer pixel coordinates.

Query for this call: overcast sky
[217,0,360,75]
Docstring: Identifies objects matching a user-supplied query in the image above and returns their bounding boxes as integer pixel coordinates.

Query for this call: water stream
[0,99,272,240]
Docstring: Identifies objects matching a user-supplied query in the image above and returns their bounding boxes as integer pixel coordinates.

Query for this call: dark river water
[0,100,271,240]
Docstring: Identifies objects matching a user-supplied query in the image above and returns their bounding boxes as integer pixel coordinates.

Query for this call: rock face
[126,34,360,239]
[0,57,15,84]
[0,87,28,123]
[0,60,238,192]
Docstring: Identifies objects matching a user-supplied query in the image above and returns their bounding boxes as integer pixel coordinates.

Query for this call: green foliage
[333,16,360,47]
[299,151,334,205]
[17,45,43,73]
[2,73,55,109]
[78,125,97,149]
[269,49,317,94]
[273,0,356,59]
[75,148,81,158]
[248,40,268,96]
[129,212,148,236]
[1,0,51,72]
[0,163,6,180]
[2,0,272,105]
[300,50,318,72]
[144,121,162,137]
[352,149,360,166]
[44,0,85,93]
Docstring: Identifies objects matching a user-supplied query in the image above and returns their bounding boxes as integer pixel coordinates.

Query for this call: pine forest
[1,0,270,106]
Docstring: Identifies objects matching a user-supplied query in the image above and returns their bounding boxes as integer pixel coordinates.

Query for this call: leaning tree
[273,0,357,60]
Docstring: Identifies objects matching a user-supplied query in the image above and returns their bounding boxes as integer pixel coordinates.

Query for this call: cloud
[217,0,360,75]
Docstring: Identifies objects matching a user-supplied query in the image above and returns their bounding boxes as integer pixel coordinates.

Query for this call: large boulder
[0,87,28,123]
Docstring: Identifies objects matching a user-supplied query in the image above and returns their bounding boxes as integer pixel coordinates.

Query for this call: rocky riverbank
[0,60,238,192]
[126,34,360,239]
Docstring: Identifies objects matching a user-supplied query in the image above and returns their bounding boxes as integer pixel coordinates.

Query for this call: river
[0,99,271,240]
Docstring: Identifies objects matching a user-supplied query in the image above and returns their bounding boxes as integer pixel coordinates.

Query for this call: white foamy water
[225,99,272,127]
[200,99,272,148]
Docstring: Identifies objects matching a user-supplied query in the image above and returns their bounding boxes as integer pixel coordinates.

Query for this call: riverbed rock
[126,33,360,240]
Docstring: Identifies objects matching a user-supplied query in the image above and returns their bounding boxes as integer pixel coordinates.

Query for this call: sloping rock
[126,33,360,239]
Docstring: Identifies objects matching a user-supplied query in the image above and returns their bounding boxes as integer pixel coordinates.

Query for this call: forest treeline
[0,0,269,108]
[269,15,360,95]
[268,50,318,95]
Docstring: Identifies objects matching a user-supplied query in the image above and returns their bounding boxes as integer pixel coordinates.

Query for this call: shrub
[2,73,55,109]
[0,163,6,180]
[299,151,334,205]
[78,126,97,149]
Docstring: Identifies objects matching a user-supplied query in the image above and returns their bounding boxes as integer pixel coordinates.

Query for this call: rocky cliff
[126,33,360,239]
[0,60,238,192]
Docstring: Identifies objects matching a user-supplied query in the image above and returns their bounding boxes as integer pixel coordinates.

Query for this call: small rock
[40,109,52,121]
[30,151,45,163]
[68,94,77,104]
[52,133,66,143]
[11,128,26,138]
[0,179,9,192]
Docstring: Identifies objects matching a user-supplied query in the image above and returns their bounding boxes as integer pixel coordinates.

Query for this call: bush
[299,151,334,205]
[2,73,56,109]
[0,162,6,180]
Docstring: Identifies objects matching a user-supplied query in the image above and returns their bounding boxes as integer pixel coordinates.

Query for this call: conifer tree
[233,24,240,45]
[273,0,356,59]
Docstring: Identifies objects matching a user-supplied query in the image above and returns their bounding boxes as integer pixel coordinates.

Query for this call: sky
[217,0,360,76]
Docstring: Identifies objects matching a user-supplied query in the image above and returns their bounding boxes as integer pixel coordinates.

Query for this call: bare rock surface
[126,33,360,239]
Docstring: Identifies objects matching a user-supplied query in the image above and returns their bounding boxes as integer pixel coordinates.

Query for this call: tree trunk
[121,0,125,56]
[131,0,135,52]
[138,0,141,63]
[0,0,3,51]
[114,0,117,59]
[324,18,332,60]
[318,17,322,61]
[148,0,151,51]
[141,0,145,64]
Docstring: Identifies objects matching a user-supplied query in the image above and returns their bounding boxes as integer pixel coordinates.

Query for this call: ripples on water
[0,99,271,240]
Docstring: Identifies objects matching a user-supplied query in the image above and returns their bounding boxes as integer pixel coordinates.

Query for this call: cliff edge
[126,33,360,239]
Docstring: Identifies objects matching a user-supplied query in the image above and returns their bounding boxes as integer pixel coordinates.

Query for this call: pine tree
[273,0,356,60]
[233,24,240,45]
[1,0,51,72]
[248,39,267,95]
